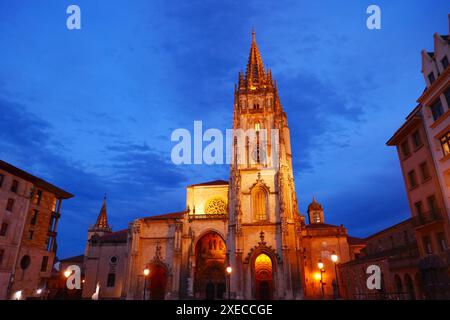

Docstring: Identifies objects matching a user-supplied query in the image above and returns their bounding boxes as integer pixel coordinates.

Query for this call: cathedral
[81,32,362,300]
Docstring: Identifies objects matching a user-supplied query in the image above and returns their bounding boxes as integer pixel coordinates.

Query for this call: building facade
[0,160,72,300]
[80,33,361,300]
[387,15,450,299]
[339,219,422,300]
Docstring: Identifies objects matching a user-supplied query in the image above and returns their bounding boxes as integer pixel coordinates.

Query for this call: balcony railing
[413,209,444,227]
[188,213,228,221]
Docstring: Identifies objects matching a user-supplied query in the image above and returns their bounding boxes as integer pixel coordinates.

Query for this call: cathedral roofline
[92,229,128,244]
[187,179,229,188]
[142,211,185,220]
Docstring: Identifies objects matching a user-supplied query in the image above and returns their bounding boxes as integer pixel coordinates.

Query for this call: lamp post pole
[226,266,232,300]
[331,252,340,299]
[143,268,150,300]
[317,261,325,299]
[63,269,71,300]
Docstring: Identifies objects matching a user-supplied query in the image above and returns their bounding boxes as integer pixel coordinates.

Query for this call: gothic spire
[93,194,111,232]
[245,30,266,88]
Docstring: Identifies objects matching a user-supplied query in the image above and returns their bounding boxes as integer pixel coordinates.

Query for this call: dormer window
[428,72,436,85]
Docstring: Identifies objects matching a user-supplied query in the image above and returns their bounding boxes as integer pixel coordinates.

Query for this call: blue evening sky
[1,1,449,258]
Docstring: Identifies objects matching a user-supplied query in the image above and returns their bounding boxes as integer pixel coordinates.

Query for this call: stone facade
[339,219,422,300]
[0,160,72,300]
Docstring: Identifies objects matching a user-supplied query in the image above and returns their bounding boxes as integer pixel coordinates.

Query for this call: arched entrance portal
[254,253,273,300]
[194,232,226,299]
[149,264,168,300]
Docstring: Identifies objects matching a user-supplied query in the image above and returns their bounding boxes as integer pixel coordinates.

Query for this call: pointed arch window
[252,186,268,221]
[255,122,261,163]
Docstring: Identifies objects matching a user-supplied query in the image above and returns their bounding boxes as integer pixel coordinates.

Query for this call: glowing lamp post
[317,260,325,299]
[226,266,232,300]
[143,268,150,300]
[331,252,340,299]
[63,269,71,300]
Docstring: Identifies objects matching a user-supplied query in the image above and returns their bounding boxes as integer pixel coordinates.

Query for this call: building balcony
[188,213,228,221]
[413,209,444,227]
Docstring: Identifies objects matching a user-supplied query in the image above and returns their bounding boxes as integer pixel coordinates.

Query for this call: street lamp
[143,268,150,300]
[226,266,232,300]
[63,269,71,300]
[317,260,325,299]
[331,252,340,299]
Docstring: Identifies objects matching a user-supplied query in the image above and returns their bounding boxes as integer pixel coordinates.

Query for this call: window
[252,187,267,221]
[204,198,227,215]
[20,255,31,270]
[313,212,321,223]
[442,55,449,70]
[423,236,433,254]
[408,170,417,188]
[6,198,14,212]
[415,201,423,215]
[427,195,438,213]
[30,210,38,225]
[445,88,450,108]
[28,230,34,240]
[36,190,43,205]
[0,249,4,265]
[10,180,18,193]
[107,273,116,287]
[428,72,436,85]
[440,131,450,156]
[430,100,444,121]
[404,230,409,245]
[41,256,49,272]
[412,130,422,148]
[0,223,8,236]
[419,162,431,181]
[0,174,4,188]
[400,141,410,157]
[437,232,447,252]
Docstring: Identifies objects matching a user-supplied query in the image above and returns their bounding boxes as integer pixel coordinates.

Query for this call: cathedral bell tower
[227,31,304,300]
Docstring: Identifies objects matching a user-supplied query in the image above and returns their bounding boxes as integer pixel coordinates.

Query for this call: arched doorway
[254,253,273,300]
[149,264,168,300]
[394,274,403,294]
[194,232,226,299]
[404,274,416,300]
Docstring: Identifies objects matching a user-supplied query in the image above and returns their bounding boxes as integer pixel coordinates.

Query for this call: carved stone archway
[194,231,227,299]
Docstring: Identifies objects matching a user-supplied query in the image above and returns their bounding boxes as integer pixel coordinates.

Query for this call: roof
[59,254,84,263]
[348,236,366,246]
[305,223,342,229]
[307,198,323,211]
[386,113,422,146]
[363,218,412,241]
[95,229,128,244]
[91,197,111,232]
[188,180,229,188]
[143,211,185,221]
[0,160,73,199]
